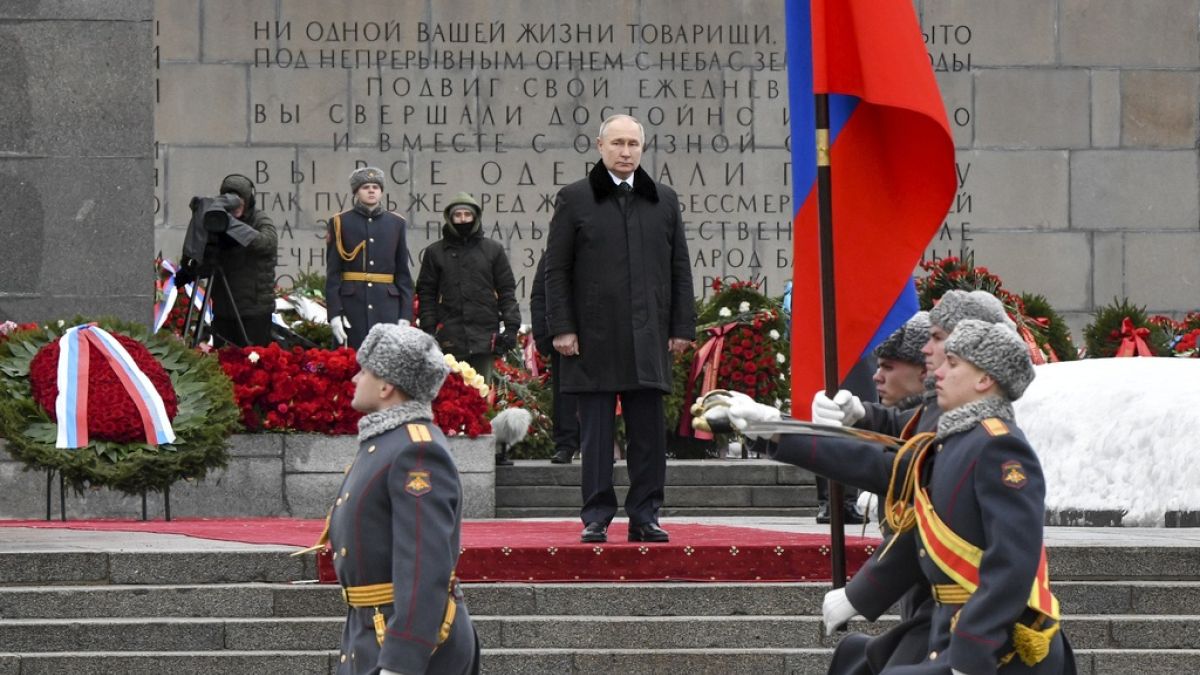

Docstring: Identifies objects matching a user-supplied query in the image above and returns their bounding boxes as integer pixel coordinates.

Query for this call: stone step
[3,580,1199,619]
[471,614,1200,651]
[0,617,343,653]
[2,544,1195,585]
[496,484,816,508]
[0,651,336,675]
[2,648,1195,675]
[478,648,1200,675]
[0,548,312,585]
[3,614,1198,653]
[496,506,817,518]
[496,460,814,487]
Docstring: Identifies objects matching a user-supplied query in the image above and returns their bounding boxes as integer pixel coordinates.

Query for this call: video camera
[180,193,260,271]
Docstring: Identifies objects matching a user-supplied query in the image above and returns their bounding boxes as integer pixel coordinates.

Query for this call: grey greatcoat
[543,162,695,393]
[327,402,476,675]
[831,396,942,674]
[326,204,414,349]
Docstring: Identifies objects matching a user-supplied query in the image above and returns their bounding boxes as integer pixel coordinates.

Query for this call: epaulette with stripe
[406,423,432,443]
[981,418,1009,436]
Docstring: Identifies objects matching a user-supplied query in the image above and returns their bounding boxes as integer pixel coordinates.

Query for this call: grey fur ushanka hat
[874,311,930,366]
[349,166,385,193]
[944,319,1035,400]
[929,289,1013,333]
[356,322,449,402]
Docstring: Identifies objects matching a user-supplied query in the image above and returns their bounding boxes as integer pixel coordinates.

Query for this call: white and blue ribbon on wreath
[54,324,177,449]
[154,259,212,333]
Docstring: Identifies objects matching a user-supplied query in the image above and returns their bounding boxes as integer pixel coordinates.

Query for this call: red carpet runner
[1,518,880,583]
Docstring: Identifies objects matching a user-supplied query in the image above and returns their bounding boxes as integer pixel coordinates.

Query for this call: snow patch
[1013,358,1200,526]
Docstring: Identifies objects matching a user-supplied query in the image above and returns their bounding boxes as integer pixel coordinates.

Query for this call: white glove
[725,391,782,439]
[856,491,877,523]
[822,587,859,636]
[810,390,864,427]
[330,315,350,345]
[381,670,400,675]
[951,670,967,675]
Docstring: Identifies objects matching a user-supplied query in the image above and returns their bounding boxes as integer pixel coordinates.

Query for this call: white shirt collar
[608,170,633,187]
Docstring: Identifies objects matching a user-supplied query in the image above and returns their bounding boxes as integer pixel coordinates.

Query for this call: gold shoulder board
[982,418,1009,436]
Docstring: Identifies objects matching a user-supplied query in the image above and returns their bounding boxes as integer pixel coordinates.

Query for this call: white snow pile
[1013,357,1200,526]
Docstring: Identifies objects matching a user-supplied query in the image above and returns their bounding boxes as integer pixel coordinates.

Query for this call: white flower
[57,320,65,327]
[248,351,260,363]
[444,353,458,366]
[718,307,732,318]
[774,399,783,408]
[739,301,750,313]
[775,352,785,364]
[769,329,781,340]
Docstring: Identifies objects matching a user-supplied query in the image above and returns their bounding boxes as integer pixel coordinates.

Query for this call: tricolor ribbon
[54,325,177,449]
[677,322,740,439]
[153,259,211,333]
[1114,317,1154,357]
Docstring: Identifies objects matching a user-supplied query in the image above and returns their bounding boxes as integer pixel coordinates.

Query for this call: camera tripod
[181,264,249,349]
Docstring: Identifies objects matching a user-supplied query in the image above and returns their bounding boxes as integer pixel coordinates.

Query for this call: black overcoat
[543,162,695,393]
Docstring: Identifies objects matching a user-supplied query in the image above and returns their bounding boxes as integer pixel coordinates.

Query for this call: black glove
[173,266,196,289]
[495,331,517,354]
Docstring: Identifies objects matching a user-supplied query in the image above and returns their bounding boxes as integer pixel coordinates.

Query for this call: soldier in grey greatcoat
[812,291,1019,675]
[324,322,477,675]
[714,317,1075,674]
[326,167,414,349]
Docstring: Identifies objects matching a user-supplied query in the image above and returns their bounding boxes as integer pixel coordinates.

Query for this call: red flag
[787,0,956,416]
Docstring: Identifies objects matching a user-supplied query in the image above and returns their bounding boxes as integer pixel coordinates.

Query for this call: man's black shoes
[842,506,866,525]
[581,522,608,543]
[550,449,574,464]
[815,501,831,524]
[815,501,867,525]
[627,522,670,543]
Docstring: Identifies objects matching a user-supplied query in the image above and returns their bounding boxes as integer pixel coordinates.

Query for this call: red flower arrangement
[27,332,179,443]
[1175,329,1200,357]
[675,278,790,438]
[433,359,491,438]
[217,343,492,437]
[0,321,39,346]
[218,343,360,435]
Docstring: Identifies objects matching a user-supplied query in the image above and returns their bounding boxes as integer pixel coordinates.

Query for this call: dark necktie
[619,181,632,192]
[617,181,632,209]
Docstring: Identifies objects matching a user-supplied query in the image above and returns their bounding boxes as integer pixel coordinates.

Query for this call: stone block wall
[0,434,495,520]
[0,1,154,325]
[1,1,1194,338]
[145,0,1200,342]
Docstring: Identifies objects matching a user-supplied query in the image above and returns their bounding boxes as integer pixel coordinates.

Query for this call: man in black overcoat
[543,114,696,543]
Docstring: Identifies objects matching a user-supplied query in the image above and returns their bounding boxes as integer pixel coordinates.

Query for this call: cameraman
[181,174,277,347]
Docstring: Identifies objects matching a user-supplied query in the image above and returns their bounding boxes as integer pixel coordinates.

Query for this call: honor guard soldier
[815,291,1017,674]
[326,167,414,349]
[712,318,1075,674]
[302,322,478,675]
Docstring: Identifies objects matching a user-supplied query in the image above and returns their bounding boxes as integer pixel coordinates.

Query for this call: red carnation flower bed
[28,333,179,443]
[218,343,361,435]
